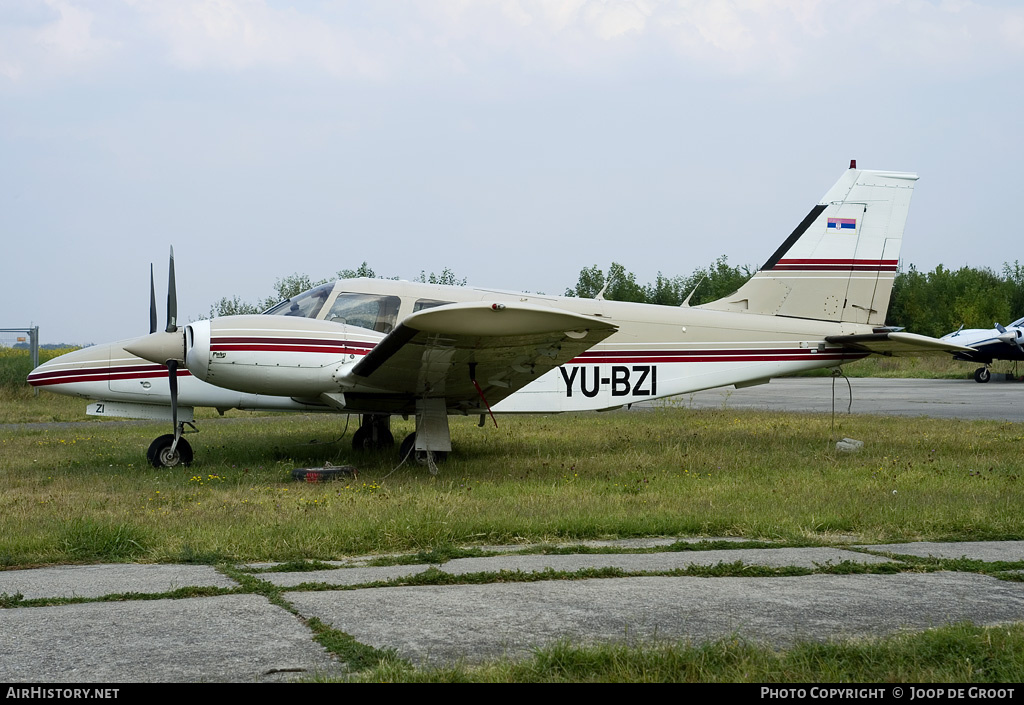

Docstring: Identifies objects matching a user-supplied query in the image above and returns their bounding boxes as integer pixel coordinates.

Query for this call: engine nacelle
[185,316,382,397]
[998,327,1024,351]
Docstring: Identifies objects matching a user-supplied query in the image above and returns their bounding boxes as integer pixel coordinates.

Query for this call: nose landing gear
[147,419,197,468]
[147,433,194,468]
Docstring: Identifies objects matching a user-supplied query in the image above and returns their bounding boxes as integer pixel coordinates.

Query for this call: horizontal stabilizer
[825,331,975,356]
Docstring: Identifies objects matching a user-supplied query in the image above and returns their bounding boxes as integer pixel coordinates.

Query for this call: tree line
[888,262,1024,338]
[210,258,1024,338]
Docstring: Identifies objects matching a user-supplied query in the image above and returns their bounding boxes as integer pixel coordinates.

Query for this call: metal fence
[1,327,40,394]
[0,327,40,368]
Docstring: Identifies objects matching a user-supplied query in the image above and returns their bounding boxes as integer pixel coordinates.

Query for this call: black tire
[975,367,991,383]
[399,432,448,466]
[147,435,193,468]
[399,432,416,461]
[352,421,395,451]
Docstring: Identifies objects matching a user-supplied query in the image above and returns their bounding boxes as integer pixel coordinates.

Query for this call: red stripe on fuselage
[28,367,191,387]
[211,344,371,355]
[570,348,867,364]
[28,363,167,381]
[570,354,864,363]
[210,336,373,356]
[213,336,374,349]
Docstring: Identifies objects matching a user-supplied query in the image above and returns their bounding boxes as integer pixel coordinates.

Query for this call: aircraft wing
[825,331,975,356]
[343,302,618,409]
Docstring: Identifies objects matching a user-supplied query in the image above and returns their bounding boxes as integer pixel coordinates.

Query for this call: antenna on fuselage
[680,276,707,308]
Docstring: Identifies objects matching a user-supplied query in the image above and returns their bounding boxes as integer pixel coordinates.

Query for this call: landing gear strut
[351,414,395,451]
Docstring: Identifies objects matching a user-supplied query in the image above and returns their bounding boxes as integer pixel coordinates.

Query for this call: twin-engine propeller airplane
[941,317,1024,382]
[29,162,973,468]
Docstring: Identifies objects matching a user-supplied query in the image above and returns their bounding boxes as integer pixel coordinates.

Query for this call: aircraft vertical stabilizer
[699,165,918,326]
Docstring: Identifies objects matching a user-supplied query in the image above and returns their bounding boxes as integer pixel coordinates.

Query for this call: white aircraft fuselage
[29,279,871,415]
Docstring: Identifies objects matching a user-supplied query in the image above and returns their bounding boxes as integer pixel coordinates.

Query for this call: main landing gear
[974,367,991,383]
[351,401,452,468]
[351,414,395,451]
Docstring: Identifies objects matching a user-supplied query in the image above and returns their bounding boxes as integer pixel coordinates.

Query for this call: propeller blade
[995,323,1007,334]
[166,246,177,334]
[149,264,158,335]
[167,359,179,431]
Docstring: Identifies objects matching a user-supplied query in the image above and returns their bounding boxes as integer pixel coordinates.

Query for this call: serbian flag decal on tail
[827,217,856,232]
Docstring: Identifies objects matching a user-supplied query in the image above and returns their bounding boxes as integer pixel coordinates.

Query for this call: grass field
[3,392,1023,566]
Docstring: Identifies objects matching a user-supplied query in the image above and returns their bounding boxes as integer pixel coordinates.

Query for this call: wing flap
[825,331,975,356]
[344,302,617,407]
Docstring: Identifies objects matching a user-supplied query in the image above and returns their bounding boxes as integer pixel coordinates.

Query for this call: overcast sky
[2,0,1023,345]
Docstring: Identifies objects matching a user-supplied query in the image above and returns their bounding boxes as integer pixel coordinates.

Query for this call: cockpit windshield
[264,283,334,319]
[263,283,402,333]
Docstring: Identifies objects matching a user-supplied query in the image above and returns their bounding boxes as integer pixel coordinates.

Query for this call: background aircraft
[941,317,1024,382]
[29,163,971,468]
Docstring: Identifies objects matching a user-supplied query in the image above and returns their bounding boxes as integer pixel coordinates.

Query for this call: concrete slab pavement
[2,540,1024,682]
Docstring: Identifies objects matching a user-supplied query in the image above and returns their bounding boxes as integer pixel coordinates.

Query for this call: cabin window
[263,283,334,319]
[413,298,454,312]
[325,293,401,334]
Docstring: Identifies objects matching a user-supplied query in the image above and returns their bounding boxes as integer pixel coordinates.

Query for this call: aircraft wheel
[352,424,395,451]
[974,367,991,383]
[147,435,193,468]
[399,432,448,466]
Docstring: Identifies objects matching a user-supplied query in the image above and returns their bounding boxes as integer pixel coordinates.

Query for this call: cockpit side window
[326,293,401,333]
[413,298,454,312]
[264,283,334,319]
